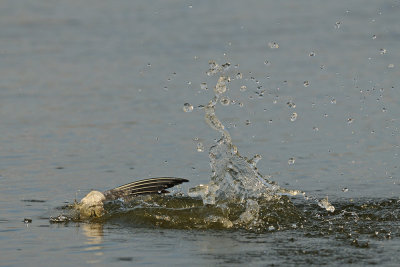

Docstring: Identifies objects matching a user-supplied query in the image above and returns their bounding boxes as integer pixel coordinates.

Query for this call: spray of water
[189,61,335,214]
[52,61,334,230]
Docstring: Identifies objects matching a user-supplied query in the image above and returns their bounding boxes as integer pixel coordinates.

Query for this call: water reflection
[81,223,104,264]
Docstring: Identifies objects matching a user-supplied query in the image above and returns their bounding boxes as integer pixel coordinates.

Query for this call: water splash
[52,61,338,231]
[189,71,282,205]
[189,61,334,214]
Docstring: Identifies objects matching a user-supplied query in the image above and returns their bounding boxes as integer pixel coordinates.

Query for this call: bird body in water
[76,177,189,218]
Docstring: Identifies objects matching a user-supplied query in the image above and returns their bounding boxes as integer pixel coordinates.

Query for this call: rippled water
[1,0,400,266]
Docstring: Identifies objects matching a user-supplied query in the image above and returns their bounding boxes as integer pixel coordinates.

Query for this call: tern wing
[103,177,189,200]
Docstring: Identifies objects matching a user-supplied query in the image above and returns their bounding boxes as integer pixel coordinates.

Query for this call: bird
[76,177,189,218]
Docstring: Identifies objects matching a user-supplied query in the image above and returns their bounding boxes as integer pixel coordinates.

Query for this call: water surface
[1,0,400,266]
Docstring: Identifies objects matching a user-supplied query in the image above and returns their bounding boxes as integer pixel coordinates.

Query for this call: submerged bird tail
[103,177,189,200]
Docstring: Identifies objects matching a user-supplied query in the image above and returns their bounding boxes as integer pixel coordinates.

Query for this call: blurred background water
[1,0,399,266]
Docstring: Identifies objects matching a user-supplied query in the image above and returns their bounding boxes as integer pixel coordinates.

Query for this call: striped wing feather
[103,177,189,200]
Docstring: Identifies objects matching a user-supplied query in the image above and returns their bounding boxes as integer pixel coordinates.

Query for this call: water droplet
[379,48,387,54]
[342,187,349,192]
[382,107,386,112]
[235,73,243,79]
[264,60,271,66]
[147,63,151,67]
[238,102,244,107]
[268,119,273,124]
[240,85,247,92]
[255,90,265,98]
[206,61,221,76]
[309,51,315,57]
[331,98,337,104]
[222,62,231,71]
[201,82,208,90]
[196,142,204,152]
[388,63,394,69]
[214,76,229,94]
[313,126,319,131]
[268,41,279,49]
[287,101,296,108]
[347,118,353,124]
[324,114,328,118]
[187,81,192,85]
[183,103,193,112]
[290,112,298,122]
[318,196,335,212]
[209,60,217,68]
[372,34,377,40]
[288,157,295,165]
[335,21,341,29]
[303,81,310,87]
[245,120,251,125]
[220,96,230,106]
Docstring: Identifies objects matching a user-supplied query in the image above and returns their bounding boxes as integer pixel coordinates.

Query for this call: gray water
[1,0,400,266]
